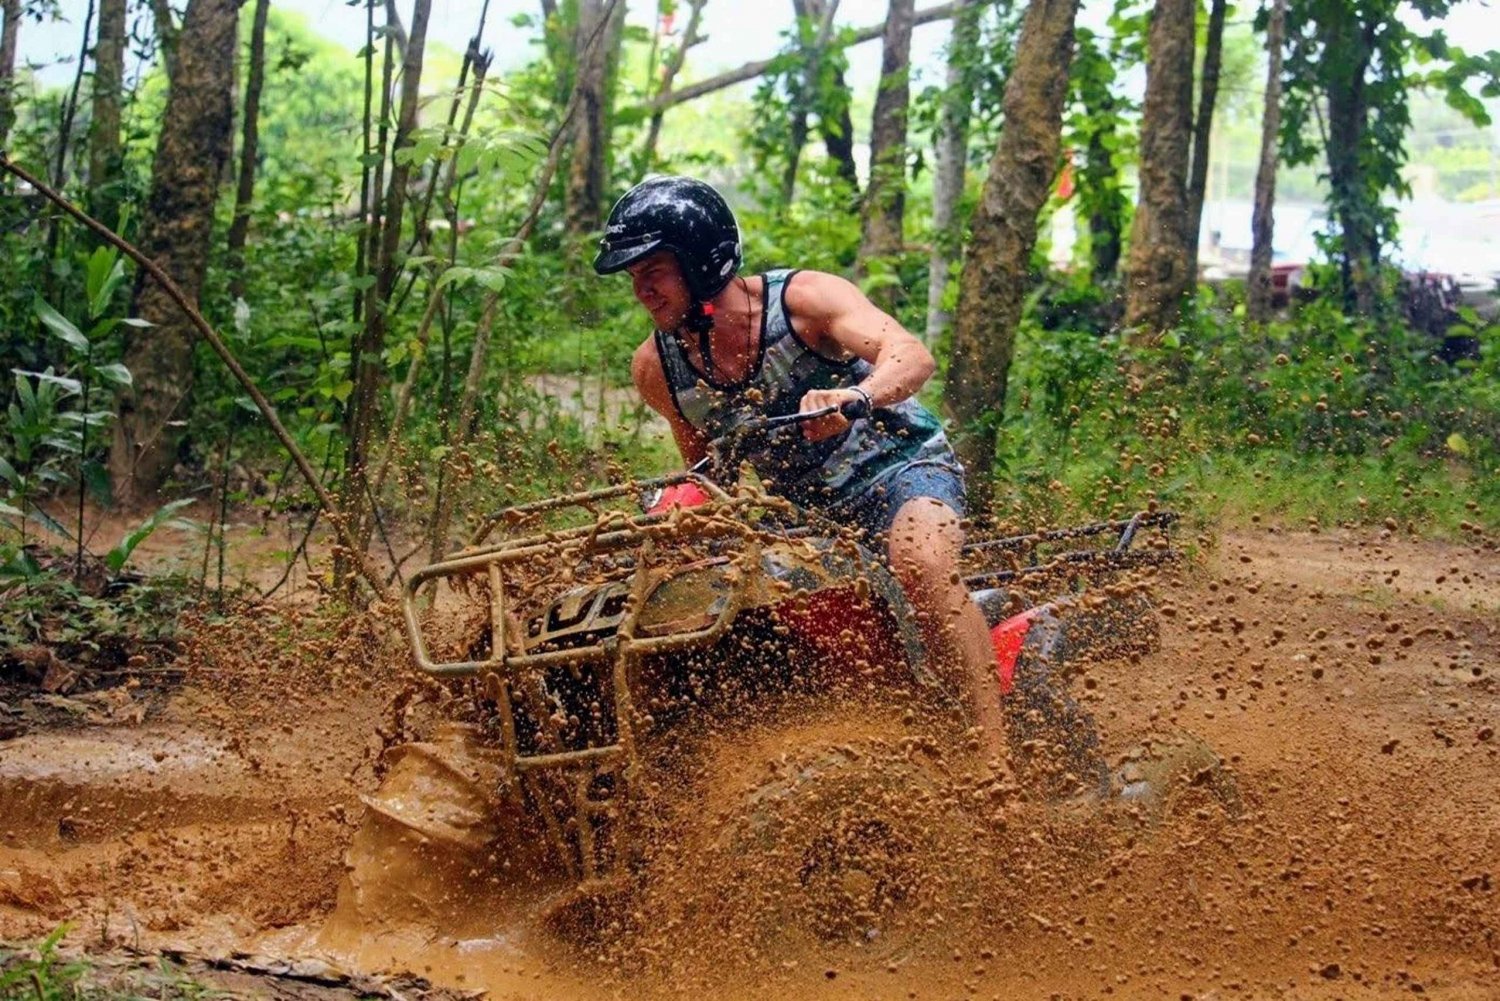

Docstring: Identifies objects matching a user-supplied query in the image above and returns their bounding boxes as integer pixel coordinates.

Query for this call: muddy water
[2,528,1496,999]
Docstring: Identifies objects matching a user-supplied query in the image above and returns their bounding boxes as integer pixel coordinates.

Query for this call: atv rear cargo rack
[961,510,1179,589]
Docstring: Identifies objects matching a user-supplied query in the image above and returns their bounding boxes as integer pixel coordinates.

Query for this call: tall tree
[0,0,20,158]
[109,0,238,503]
[1280,0,1498,316]
[226,0,271,299]
[924,0,980,342]
[1184,0,1226,273]
[945,0,1080,510]
[856,0,915,308]
[87,0,126,227]
[790,0,860,194]
[341,0,431,558]
[564,0,626,237]
[1246,0,1285,324]
[1122,0,1195,337]
[816,60,860,191]
[150,0,179,82]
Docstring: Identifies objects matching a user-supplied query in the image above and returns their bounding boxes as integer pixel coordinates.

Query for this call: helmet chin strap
[682,300,716,381]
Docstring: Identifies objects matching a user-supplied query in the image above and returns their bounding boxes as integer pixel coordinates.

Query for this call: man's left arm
[786,271,936,440]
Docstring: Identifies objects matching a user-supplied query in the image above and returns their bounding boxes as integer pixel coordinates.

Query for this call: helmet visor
[593,232,663,275]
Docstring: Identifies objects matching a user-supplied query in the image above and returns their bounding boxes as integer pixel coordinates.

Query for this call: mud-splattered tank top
[655,268,959,511]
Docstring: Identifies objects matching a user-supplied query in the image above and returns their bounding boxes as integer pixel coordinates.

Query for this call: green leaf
[1446,432,1470,457]
[0,546,41,581]
[106,498,195,572]
[85,246,126,319]
[15,369,83,396]
[0,456,18,488]
[34,298,89,353]
[94,362,133,387]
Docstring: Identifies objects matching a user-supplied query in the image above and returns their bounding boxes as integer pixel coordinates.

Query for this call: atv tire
[1111,730,1242,826]
[1004,592,1160,799]
[703,735,987,947]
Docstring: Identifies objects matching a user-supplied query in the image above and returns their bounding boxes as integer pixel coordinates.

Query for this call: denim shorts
[822,461,968,548]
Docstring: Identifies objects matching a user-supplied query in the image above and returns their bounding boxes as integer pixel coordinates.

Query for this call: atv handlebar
[691,396,871,485]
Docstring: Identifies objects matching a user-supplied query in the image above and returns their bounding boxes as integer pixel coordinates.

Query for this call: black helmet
[593,176,742,301]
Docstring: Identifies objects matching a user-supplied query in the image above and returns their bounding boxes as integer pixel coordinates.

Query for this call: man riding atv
[340,178,1231,948]
[593,175,1004,759]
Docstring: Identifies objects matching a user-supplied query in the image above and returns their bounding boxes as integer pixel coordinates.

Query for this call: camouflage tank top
[655,268,959,511]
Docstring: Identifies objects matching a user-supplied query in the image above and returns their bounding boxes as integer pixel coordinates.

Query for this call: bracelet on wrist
[849,385,874,411]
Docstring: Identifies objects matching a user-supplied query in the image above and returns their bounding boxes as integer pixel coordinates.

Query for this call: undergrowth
[0,928,226,1001]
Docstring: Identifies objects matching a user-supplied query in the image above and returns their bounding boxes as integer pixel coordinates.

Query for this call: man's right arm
[632,338,710,467]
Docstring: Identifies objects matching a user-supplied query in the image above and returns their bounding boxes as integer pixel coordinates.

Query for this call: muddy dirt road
[2,525,1496,999]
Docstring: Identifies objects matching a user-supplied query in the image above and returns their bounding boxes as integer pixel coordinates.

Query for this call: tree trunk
[856,0,915,309]
[226,0,269,299]
[1083,90,1125,283]
[109,0,238,505]
[87,0,126,227]
[1184,0,1225,273]
[1246,0,1284,325]
[1122,0,1195,338]
[150,0,179,83]
[340,0,431,556]
[818,65,860,191]
[944,0,1079,512]
[924,0,979,342]
[0,0,17,153]
[564,0,625,237]
[1323,20,1378,316]
[641,0,706,171]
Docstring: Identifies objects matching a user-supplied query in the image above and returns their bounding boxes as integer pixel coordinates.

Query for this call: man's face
[626,251,692,331]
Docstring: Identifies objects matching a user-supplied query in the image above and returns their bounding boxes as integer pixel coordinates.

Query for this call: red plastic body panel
[990,606,1045,694]
[648,482,713,515]
[772,586,910,673]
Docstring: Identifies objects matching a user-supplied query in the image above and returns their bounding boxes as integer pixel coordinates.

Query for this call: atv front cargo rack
[401,472,778,884]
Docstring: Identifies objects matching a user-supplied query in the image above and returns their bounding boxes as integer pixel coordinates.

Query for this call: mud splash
[2,528,1496,999]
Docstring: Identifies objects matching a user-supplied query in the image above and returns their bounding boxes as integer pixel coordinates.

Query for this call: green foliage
[742,17,858,205]
[1065,27,1135,282]
[993,273,1500,533]
[0,927,86,1001]
[106,498,197,573]
[2,369,81,544]
[0,928,230,1001]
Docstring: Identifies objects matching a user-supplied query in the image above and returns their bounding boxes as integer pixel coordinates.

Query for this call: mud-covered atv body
[392,408,1182,916]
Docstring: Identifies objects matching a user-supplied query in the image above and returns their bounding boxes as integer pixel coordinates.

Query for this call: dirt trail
[2,525,1496,999]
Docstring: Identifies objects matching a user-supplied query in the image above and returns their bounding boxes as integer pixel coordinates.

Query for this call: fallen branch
[0,153,393,602]
[645,0,960,112]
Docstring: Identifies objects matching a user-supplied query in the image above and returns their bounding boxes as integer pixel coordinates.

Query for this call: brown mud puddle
[2,527,1497,999]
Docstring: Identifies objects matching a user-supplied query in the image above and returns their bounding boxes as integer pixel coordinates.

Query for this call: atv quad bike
[353,403,1230,942]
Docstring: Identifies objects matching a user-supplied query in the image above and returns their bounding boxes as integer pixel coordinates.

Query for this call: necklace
[696,276,755,385]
